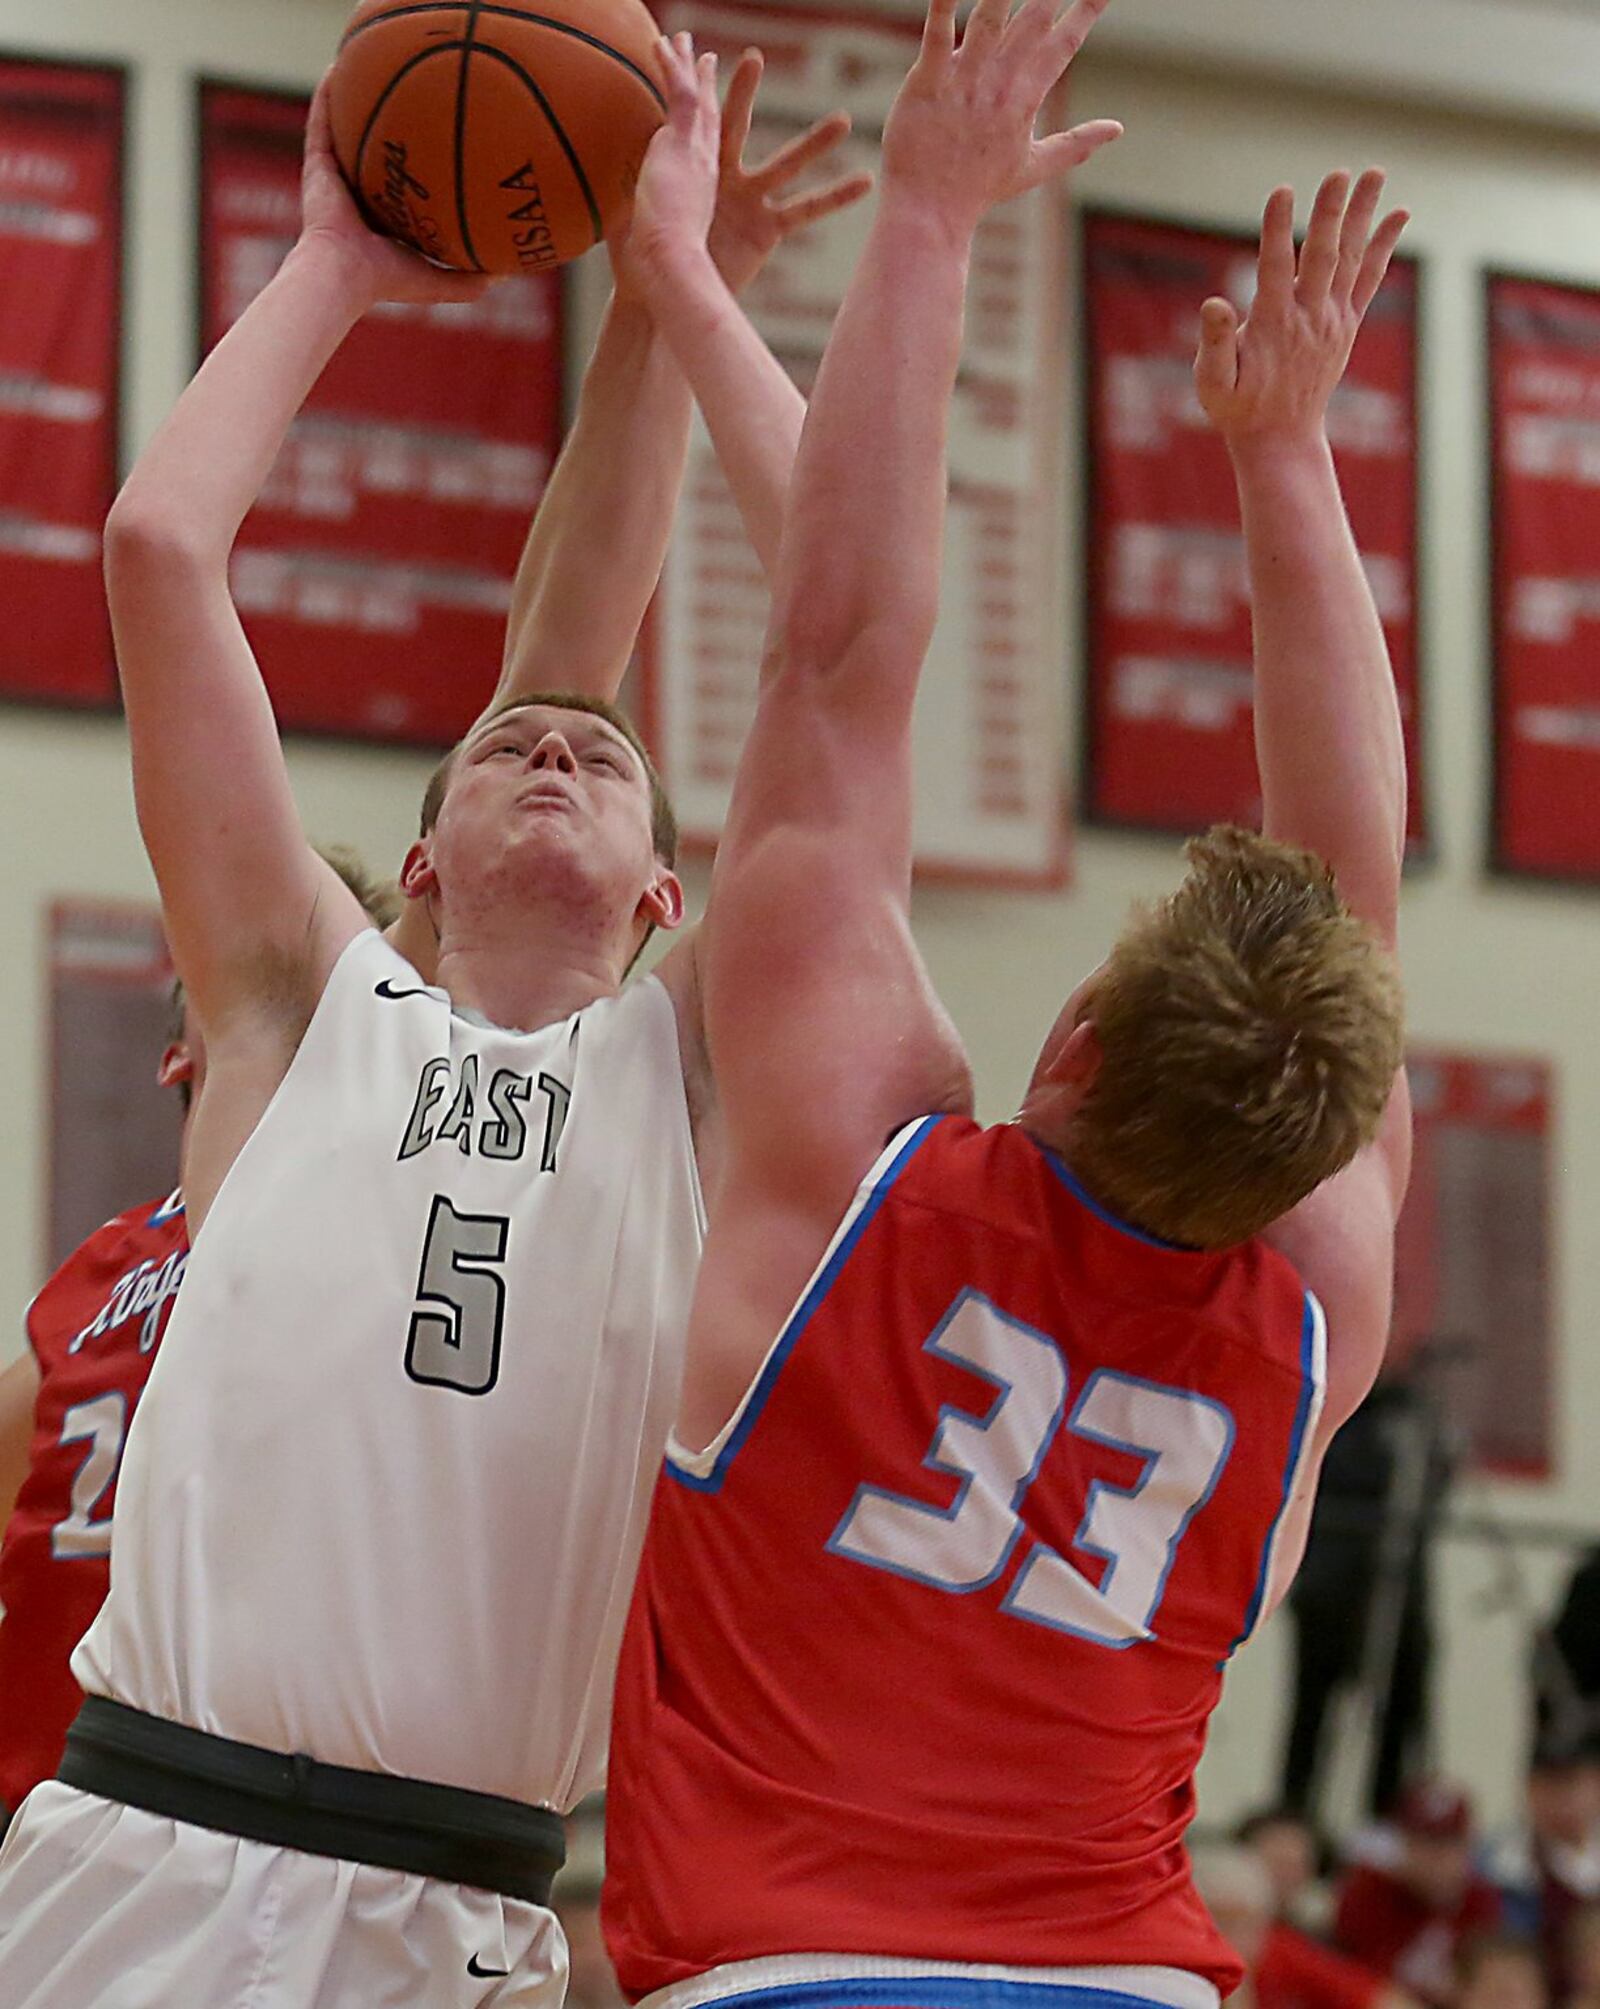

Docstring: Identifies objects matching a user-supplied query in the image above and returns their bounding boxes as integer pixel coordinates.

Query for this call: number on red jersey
[828,1289,1235,1646]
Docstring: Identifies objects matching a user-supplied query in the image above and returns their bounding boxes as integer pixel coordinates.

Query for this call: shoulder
[43,1192,182,1289]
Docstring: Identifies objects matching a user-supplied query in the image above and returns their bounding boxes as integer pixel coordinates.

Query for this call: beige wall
[2,0,1600,1830]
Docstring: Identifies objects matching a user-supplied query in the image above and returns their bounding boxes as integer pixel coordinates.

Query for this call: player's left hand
[614,36,872,300]
[1195,169,1409,450]
[707,50,873,295]
[298,73,496,310]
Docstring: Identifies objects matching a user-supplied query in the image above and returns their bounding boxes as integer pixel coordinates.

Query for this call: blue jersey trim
[1036,1146,1192,1254]
[688,1979,1187,2009]
[669,1118,944,1496]
[1231,1290,1319,1650]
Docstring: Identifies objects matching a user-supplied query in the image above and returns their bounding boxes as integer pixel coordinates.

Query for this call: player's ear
[1048,1019,1103,1090]
[401,839,439,903]
[640,867,686,935]
[157,1042,194,1093]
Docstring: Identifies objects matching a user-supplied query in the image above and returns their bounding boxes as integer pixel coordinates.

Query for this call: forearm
[497,294,694,704]
[104,236,360,1002]
[1237,433,1406,944]
[108,233,370,566]
[771,191,968,683]
[638,246,804,582]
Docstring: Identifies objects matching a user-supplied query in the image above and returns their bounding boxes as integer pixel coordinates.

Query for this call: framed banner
[1082,210,1425,846]
[642,0,1071,886]
[47,903,180,1275]
[0,58,123,709]
[197,82,565,746]
[1394,1051,1553,1480]
[1488,270,1600,881]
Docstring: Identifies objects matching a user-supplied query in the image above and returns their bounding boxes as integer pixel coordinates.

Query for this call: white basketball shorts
[0,1782,569,2008]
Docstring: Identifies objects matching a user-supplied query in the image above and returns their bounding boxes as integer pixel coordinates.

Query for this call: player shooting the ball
[0,36,874,2009]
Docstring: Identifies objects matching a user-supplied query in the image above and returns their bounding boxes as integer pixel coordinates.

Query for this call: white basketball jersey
[76,930,704,1813]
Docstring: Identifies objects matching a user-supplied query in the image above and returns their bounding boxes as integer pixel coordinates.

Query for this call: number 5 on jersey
[828,1290,1234,1647]
[406,1197,513,1396]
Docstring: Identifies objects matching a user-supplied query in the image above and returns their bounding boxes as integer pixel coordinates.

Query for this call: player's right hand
[612,34,723,296]
[298,74,496,310]
[1194,170,1410,451]
[880,0,1122,237]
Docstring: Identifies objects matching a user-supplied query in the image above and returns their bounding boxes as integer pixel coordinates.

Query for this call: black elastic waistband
[61,1696,564,1905]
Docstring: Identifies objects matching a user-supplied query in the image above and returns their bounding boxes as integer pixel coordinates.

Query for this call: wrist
[1225,427,1336,481]
[875,181,980,260]
[634,239,731,344]
[632,232,719,305]
[284,228,384,319]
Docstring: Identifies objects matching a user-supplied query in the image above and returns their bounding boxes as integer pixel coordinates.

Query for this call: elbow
[770,596,938,696]
[103,495,219,592]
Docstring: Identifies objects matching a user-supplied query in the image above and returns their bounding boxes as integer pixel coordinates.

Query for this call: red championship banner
[197,83,564,746]
[1394,1052,1553,1480]
[1488,271,1600,880]
[0,59,123,708]
[644,0,1070,886]
[1083,212,1424,845]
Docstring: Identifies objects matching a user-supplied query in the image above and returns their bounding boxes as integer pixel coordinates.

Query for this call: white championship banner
[644,0,1071,885]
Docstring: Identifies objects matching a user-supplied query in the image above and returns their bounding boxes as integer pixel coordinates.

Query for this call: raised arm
[1196,171,1410,951]
[672,0,1121,1444]
[495,51,870,699]
[104,83,484,1039]
[1197,174,1414,1458]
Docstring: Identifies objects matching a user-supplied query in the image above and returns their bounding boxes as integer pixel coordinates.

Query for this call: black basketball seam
[353,40,465,248]
[471,40,604,246]
[454,0,488,271]
[339,2,667,113]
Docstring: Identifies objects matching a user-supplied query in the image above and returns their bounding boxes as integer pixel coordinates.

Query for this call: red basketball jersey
[0,1193,187,1813]
[605,1119,1326,1999]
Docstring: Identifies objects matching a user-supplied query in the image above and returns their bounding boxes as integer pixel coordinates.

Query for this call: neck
[1014,1115,1188,1250]
[433,907,627,1032]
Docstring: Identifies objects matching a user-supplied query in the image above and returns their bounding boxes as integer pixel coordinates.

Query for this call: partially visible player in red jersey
[0,1193,187,1835]
[0,854,396,1832]
[602,7,1412,2007]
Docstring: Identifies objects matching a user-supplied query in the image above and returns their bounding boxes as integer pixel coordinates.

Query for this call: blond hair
[1065,827,1404,1250]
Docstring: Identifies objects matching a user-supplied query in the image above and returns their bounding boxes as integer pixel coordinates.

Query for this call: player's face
[421,706,673,947]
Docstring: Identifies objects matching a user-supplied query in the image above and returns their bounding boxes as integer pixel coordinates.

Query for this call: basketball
[328,0,668,276]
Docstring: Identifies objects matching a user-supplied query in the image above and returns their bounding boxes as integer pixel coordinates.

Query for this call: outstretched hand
[298,75,496,310]
[1195,169,1410,449]
[710,49,874,293]
[881,0,1122,237]
[616,36,873,299]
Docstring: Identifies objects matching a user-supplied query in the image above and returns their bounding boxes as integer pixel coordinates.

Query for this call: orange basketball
[329,0,667,276]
